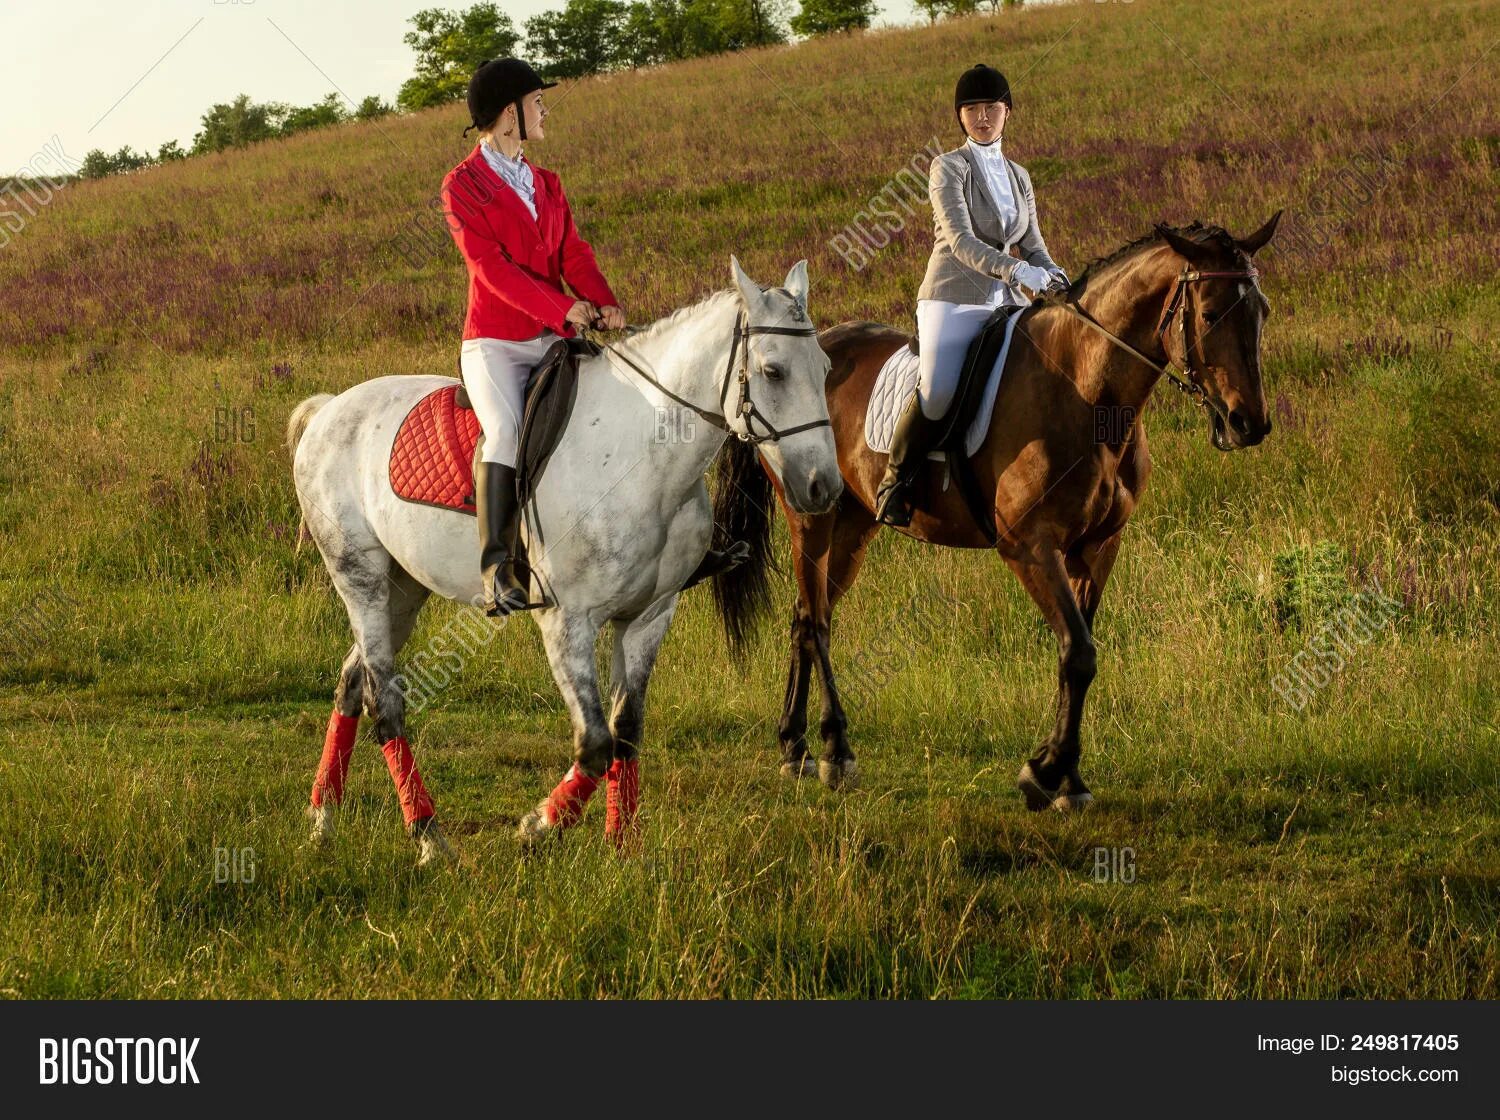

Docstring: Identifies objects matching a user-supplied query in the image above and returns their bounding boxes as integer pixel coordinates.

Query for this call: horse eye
[1203,309,1223,326]
[762,363,785,382]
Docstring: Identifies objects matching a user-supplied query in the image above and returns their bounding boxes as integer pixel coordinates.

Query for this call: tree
[354,95,394,120]
[789,0,875,36]
[193,94,281,154]
[280,93,347,137]
[698,0,789,48]
[79,146,154,178]
[80,149,117,180]
[526,0,631,79]
[156,139,186,162]
[397,4,521,111]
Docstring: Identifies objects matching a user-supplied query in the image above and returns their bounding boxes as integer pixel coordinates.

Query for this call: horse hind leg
[305,643,365,846]
[519,608,612,845]
[778,605,817,779]
[813,502,880,791]
[321,551,450,865]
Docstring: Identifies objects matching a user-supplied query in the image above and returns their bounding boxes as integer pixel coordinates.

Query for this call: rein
[1054,265,1260,408]
[580,309,829,445]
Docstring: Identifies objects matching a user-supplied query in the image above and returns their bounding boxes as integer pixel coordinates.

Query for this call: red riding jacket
[441,146,617,341]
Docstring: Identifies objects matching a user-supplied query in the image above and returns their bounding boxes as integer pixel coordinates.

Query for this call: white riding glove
[1046,268,1070,291]
[1009,261,1054,292]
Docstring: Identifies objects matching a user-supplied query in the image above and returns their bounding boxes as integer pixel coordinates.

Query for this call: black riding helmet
[954,63,1012,128]
[466,58,556,141]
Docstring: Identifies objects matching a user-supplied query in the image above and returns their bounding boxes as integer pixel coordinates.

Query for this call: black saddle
[454,336,600,508]
[915,303,1028,544]
[932,304,1023,454]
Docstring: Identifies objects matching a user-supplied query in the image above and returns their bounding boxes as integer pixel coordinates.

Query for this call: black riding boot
[681,540,752,591]
[476,462,529,615]
[874,393,944,527]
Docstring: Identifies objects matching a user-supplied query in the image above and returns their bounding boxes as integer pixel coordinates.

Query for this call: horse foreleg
[522,608,611,844]
[1007,548,1097,812]
[604,597,675,851]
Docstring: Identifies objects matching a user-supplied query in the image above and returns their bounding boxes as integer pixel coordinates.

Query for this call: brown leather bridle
[1058,264,1261,408]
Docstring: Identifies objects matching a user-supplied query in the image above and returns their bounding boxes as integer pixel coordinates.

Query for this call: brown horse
[710,214,1281,809]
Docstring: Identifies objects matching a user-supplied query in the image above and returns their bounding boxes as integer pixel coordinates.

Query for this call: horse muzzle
[1209,402,1271,451]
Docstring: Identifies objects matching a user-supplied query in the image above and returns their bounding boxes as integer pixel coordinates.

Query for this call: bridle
[1056,264,1260,408]
[581,306,830,445]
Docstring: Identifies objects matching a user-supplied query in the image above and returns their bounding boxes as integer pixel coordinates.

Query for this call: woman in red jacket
[442,58,625,615]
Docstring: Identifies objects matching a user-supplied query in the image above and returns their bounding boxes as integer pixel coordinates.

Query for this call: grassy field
[1,0,1497,998]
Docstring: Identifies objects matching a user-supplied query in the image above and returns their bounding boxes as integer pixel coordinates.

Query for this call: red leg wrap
[544,764,601,829]
[310,710,359,807]
[381,737,434,826]
[604,758,640,847]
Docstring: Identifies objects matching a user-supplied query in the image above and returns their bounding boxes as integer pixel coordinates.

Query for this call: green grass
[0,0,1497,997]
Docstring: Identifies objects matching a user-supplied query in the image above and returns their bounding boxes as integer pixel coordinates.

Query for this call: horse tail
[286,394,335,550]
[710,437,778,662]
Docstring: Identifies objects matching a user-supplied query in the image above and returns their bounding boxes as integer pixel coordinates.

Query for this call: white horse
[287,258,841,864]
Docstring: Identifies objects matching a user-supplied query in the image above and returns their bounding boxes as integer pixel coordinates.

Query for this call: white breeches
[915,296,1010,420]
[460,333,562,467]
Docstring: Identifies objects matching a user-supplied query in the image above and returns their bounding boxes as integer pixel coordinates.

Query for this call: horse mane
[1066,220,1246,294]
[621,287,740,342]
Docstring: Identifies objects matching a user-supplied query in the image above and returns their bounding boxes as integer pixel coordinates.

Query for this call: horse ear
[783,259,809,303]
[1155,223,1218,265]
[730,254,762,307]
[1235,210,1283,256]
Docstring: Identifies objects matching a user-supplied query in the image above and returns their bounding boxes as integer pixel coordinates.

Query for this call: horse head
[1154,211,1281,451]
[728,255,842,514]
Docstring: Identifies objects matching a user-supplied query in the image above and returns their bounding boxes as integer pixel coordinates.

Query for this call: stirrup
[484,567,534,615]
[875,477,915,527]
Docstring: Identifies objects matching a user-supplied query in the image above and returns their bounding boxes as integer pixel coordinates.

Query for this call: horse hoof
[818,758,860,791]
[516,804,555,846]
[1016,763,1093,813]
[1053,791,1093,813]
[413,820,456,868]
[780,758,818,780]
[305,803,337,848]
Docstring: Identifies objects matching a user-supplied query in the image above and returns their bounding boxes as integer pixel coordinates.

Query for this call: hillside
[0,0,1497,998]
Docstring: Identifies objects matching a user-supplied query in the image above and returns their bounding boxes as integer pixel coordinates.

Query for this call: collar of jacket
[954,142,1025,247]
[463,144,546,245]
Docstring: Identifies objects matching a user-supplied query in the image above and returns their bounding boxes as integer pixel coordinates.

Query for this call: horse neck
[602,291,739,479]
[1069,247,1180,414]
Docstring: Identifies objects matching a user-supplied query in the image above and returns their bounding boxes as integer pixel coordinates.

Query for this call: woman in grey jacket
[875,64,1070,527]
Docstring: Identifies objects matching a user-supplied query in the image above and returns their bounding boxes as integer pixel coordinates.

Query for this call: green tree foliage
[192,94,281,155]
[354,95,394,121]
[279,93,347,137]
[789,0,876,36]
[397,3,521,110]
[79,146,154,179]
[526,0,630,79]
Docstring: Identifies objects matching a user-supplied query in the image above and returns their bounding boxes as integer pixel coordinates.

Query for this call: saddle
[920,304,1024,544]
[388,337,598,516]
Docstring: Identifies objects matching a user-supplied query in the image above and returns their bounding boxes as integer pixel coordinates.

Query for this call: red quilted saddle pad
[389,385,482,514]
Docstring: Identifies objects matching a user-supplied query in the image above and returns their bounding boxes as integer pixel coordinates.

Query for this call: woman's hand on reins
[566,300,600,329]
[598,305,626,330]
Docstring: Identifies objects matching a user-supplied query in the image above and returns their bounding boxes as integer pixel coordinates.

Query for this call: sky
[2,0,923,176]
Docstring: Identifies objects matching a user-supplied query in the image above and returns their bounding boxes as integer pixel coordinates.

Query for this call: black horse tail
[710,437,778,661]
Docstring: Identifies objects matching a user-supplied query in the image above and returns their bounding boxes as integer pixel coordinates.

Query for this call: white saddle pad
[863,306,1025,457]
